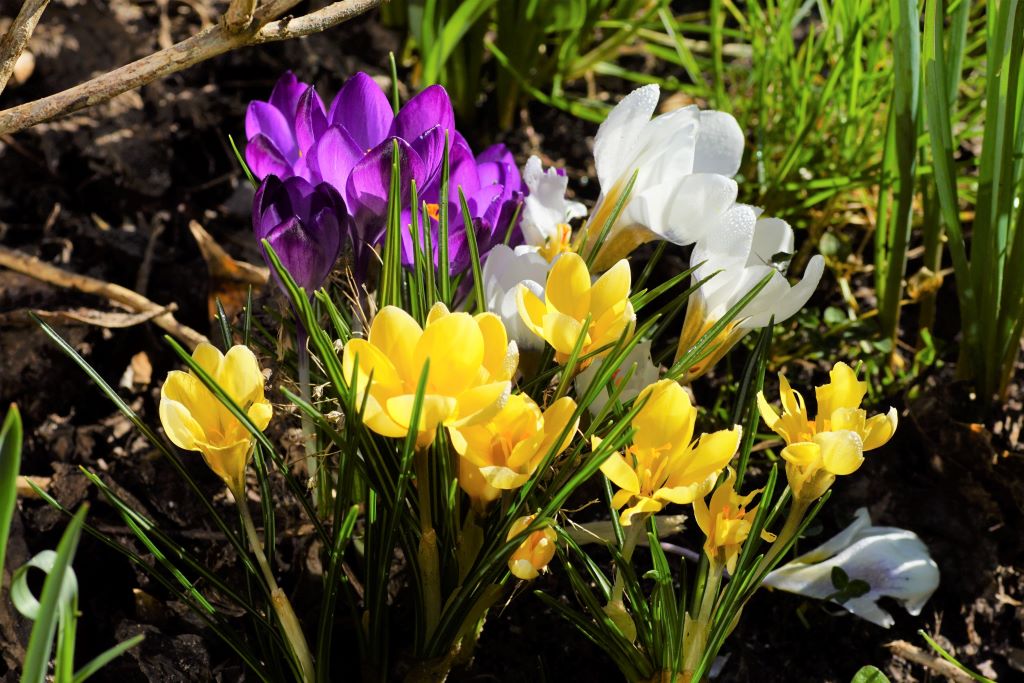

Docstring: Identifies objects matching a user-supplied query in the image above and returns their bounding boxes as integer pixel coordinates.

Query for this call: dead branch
[0,0,51,99]
[0,245,208,348]
[0,0,382,136]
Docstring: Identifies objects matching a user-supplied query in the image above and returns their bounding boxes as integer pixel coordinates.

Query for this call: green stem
[415,447,441,641]
[235,484,315,683]
[608,521,644,606]
[297,328,327,516]
[681,557,723,679]
[763,498,810,569]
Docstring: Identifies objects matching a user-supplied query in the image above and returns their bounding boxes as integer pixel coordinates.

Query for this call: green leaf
[850,665,891,683]
[0,404,23,579]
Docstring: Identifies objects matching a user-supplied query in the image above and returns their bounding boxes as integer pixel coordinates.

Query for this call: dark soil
[2,2,1023,682]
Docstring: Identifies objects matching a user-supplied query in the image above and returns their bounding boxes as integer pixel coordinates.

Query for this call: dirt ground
[2,2,1023,681]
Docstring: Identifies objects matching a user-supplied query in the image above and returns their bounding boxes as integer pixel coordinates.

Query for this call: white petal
[594,85,660,188]
[694,110,745,176]
[748,217,795,269]
[763,512,940,629]
[742,254,824,328]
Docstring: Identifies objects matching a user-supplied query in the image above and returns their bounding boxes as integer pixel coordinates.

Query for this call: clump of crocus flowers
[140,73,917,683]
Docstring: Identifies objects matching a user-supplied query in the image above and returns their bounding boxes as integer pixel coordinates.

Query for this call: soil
[2,2,1024,682]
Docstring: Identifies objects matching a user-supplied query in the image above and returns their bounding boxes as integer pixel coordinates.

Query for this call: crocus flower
[757,363,898,502]
[693,468,773,573]
[517,252,635,365]
[763,508,939,627]
[245,71,324,180]
[159,343,272,494]
[253,175,349,293]
[581,84,745,271]
[575,339,660,418]
[675,212,825,381]
[482,244,550,350]
[507,515,557,580]
[520,155,586,260]
[341,303,518,447]
[599,379,740,526]
[450,395,578,512]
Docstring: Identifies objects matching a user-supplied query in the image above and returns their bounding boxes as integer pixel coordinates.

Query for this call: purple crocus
[245,71,328,181]
[245,72,525,277]
[253,175,349,294]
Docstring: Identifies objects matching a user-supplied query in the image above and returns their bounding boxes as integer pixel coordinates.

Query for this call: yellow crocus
[451,395,578,512]
[517,252,635,365]
[757,362,898,502]
[159,343,273,494]
[342,303,518,447]
[599,379,740,526]
[507,515,557,580]
[693,468,772,573]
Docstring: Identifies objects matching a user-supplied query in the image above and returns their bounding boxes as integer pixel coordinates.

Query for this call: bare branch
[0,0,381,136]
[253,0,384,43]
[0,245,209,348]
[0,0,51,99]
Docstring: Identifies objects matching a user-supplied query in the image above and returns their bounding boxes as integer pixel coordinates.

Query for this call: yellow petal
[197,437,252,490]
[480,465,530,490]
[590,259,631,319]
[600,450,641,494]
[620,496,662,526]
[542,310,588,357]
[780,442,822,469]
[220,345,266,407]
[386,393,457,434]
[632,380,694,453]
[452,381,510,427]
[545,252,591,320]
[815,430,864,476]
[863,407,898,451]
[159,398,205,451]
[426,301,451,325]
[368,306,423,383]
[517,285,547,338]
[416,311,484,395]
[343,339,404,396]
[161,370,219,436]
[459,458,501,510]
[669,427,740,489]
[611,488,634,510]
[756,391,780,429]
[539,396,579,455]
[816,362,867,416]
[247,399,273,432]
[829,407,867,435]
[191,342,224,377]
[475,312,514,380]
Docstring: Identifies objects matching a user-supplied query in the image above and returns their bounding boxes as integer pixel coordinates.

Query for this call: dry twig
[0,0,51,99]
[0,0,383,135]
[0,245,208,347]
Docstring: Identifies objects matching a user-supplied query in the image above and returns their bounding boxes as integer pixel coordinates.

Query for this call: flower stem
[609,521,645,606]
[763,498,810,568]
[234,484,315,683]
[296,327,327,515]
[681,557,723,679]
[415,447,441,641]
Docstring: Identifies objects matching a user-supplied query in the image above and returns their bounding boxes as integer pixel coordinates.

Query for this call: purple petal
[446,137,481,202]
[263,217,331,291]
[389,85,454,143]
[307,126,364,196]
[246,102,297,162]
[328,72,394,152]
[410,125,447,188]
[346,137,426,216]
[268,71,308,121]
[253,175,287,238]
[295,86,328,155]
[246,134,292,180]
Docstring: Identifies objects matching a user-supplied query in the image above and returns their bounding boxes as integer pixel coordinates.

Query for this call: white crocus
[674,210,825,381]
[582,84,745,271]
[575,340,659,417]
[763,508,940,628]
[482,244,549,350]
[521,155,587,257]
